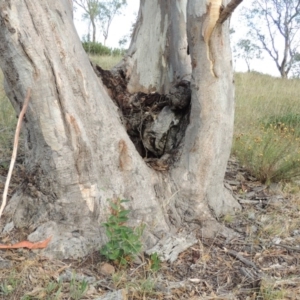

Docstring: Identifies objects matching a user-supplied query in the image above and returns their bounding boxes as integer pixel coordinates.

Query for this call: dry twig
[273,243,300,252]
[223,247,260,271]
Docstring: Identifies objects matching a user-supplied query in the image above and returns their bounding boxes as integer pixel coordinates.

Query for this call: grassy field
[234,72,299,131]
[89,54,122,70]
[0,72,17,166]
[233,73,300,184]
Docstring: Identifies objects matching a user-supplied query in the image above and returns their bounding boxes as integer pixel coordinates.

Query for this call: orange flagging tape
[0,236,52,250]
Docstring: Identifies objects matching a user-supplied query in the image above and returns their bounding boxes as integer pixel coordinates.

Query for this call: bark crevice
[94,64,192,171]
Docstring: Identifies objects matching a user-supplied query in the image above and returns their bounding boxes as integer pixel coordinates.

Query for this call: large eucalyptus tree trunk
[0,0,241,260]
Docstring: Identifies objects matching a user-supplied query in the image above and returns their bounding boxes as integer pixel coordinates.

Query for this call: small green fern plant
[149,253,161,272]
[100,199,145,266]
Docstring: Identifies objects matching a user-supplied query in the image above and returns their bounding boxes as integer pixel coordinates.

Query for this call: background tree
[234,39,262,72]
[74,0,101,42]
[98,0,127,46]
[0,0,242,259]
[291,52,300,78]
[243,0,300,78]
[117,12,137,49]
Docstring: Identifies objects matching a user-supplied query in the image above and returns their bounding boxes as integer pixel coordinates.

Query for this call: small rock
[59,269,96,283]
[248,212,256,220]
[239,199,260,204]
[95,289,127,300]
[246,191,256,198]
[252,186,266,192]
[269,183,281,193]
[292,230,300,236]
[236,173,246,182]
[86,285,97,296]
[227,180,240,186]
[189,278,201,283]
[250,225,258,234]
[133,254,143,264]
[0,259,13,269]
[260,215,270,223]
[268,195,283,207]
[99,263,115,276]
[2,222,14,234]
[272,237,282,245]
[224,183,232,190]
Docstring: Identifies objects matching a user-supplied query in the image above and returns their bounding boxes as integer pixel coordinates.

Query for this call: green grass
[262,113,300,137]
[0,271,19,297]
[232,72,300,183]
[0,71,17,162]
[234,72,300,128]
[233,125,300,183]
[259,279,288,300]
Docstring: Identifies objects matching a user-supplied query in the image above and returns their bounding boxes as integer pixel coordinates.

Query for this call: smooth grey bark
[124,0,191,94]
[0,0,240,260]
[180,0,240,219]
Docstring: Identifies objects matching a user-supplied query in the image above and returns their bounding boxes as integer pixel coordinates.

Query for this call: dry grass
[233,72,300,183]
[0,72,17,165]
[234,72,300,128]
[234,125,300,183]
[88,55,122,70]
[2,189,300,300]
[2,158,300,299]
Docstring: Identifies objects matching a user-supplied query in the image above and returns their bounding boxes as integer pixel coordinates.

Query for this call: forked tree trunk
[0,0,240,259]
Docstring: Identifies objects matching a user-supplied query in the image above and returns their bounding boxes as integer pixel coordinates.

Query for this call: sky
[73,0,139,48]
[73,0,280,77]
[230,1,280,77]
